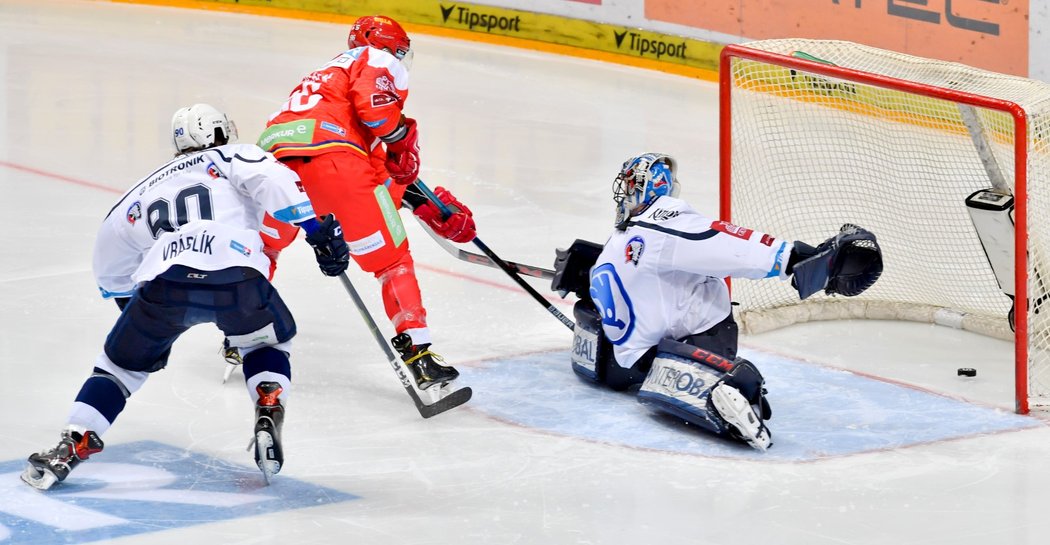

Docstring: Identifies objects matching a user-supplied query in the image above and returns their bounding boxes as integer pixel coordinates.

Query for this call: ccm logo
[691,348,734,371]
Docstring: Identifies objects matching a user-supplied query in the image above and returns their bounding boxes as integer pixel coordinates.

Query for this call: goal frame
[718,43,1032,413]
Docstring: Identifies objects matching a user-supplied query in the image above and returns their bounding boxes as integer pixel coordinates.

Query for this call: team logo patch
[370,92,399,107]
[375,75,396,92]
[206,162,224,179]
[760,234,775,247]
[126,202,142,225]
[625,236,645,266]
[711,221,754,240]
[320,121,346,136]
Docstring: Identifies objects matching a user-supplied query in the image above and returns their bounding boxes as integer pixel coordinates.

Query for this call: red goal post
[718,39,1050,413]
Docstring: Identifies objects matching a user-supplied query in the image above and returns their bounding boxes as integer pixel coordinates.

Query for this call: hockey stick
[418,221,556,280]
[415,180,575,331]
[337,272,472,418]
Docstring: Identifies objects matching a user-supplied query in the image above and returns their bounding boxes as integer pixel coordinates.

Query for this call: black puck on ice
[957,367,977,377]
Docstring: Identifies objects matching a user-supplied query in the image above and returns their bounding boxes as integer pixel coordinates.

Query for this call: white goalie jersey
[93,143,314,299]
[591,195,792,368]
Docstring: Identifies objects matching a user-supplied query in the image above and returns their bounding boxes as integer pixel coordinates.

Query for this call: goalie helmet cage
[719,39,1050,414]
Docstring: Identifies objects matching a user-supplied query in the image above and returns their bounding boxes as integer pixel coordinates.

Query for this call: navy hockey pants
[104,266,296,373]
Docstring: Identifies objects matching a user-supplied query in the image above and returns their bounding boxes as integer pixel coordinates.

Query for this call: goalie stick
[414,180,575,331]
[337,272,472,418]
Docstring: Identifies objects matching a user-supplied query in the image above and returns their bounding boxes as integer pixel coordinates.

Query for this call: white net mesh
[724,39,1050,409]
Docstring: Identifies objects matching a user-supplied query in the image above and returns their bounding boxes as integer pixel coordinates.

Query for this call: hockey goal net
[720,39,1050,413]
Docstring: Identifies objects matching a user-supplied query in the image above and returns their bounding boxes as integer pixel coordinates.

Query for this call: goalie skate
[710,383,772,451]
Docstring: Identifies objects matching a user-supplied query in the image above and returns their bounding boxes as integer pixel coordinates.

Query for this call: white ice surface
[1,2,1049,544]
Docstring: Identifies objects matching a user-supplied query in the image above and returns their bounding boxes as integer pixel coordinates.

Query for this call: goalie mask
[171,104,238,155]
[348,15,413,69]
[613,153,681,226]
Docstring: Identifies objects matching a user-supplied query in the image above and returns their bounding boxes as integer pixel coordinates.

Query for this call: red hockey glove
[413,186,476,243]
[384,117,420,185]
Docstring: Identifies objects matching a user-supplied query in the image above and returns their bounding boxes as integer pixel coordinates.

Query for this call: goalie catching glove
[789,224,883,300]
[413,186,477,243]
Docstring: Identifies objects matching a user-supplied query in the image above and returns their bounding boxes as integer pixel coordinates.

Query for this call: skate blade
[221,363,238,384]
[20,465,58,491]
[252,431,281,484]
[420,382,452,404]
[711,385,772,451]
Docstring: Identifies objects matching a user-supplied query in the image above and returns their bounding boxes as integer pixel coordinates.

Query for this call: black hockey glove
[304,214,350,277]
[789,224,883,299]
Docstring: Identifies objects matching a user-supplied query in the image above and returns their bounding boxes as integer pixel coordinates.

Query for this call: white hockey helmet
[613,153,681,225]
[171,103,238,154]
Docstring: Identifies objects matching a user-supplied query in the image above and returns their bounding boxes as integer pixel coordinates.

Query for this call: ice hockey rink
[2,1,1050,544]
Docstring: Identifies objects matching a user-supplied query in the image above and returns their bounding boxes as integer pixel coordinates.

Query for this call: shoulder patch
[625,235,645,266]
[126,201,142,225]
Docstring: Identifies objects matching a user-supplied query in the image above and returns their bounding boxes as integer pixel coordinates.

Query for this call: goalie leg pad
[569,300,651,389]
[570,301,607,383]
[638,340,773,449]
[636,340,733,436]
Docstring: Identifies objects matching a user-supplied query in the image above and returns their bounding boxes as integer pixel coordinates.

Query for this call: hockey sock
[376,253,428,332]
[242,347,291,403]
[68,367,130,435]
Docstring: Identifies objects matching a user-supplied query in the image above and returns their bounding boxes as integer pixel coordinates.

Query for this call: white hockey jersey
[93,143,314,299]
[591,196,792,368]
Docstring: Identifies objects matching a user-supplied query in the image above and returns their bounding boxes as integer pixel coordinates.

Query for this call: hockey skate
[710,382,772,451]
[391,333,459,391]
[21,428,104,490]
[248,381,284,484]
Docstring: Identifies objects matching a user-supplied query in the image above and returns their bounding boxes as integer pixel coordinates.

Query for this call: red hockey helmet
[348,15,411,61]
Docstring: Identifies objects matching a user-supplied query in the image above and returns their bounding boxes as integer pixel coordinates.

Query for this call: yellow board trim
[105,0,720,82]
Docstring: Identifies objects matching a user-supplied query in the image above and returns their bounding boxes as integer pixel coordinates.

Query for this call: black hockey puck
[957,367,977,377]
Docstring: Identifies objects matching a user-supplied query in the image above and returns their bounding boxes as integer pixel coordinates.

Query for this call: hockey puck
[957,367,977,377]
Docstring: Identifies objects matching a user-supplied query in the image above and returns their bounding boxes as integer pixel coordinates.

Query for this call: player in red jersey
[258,15,476,390]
